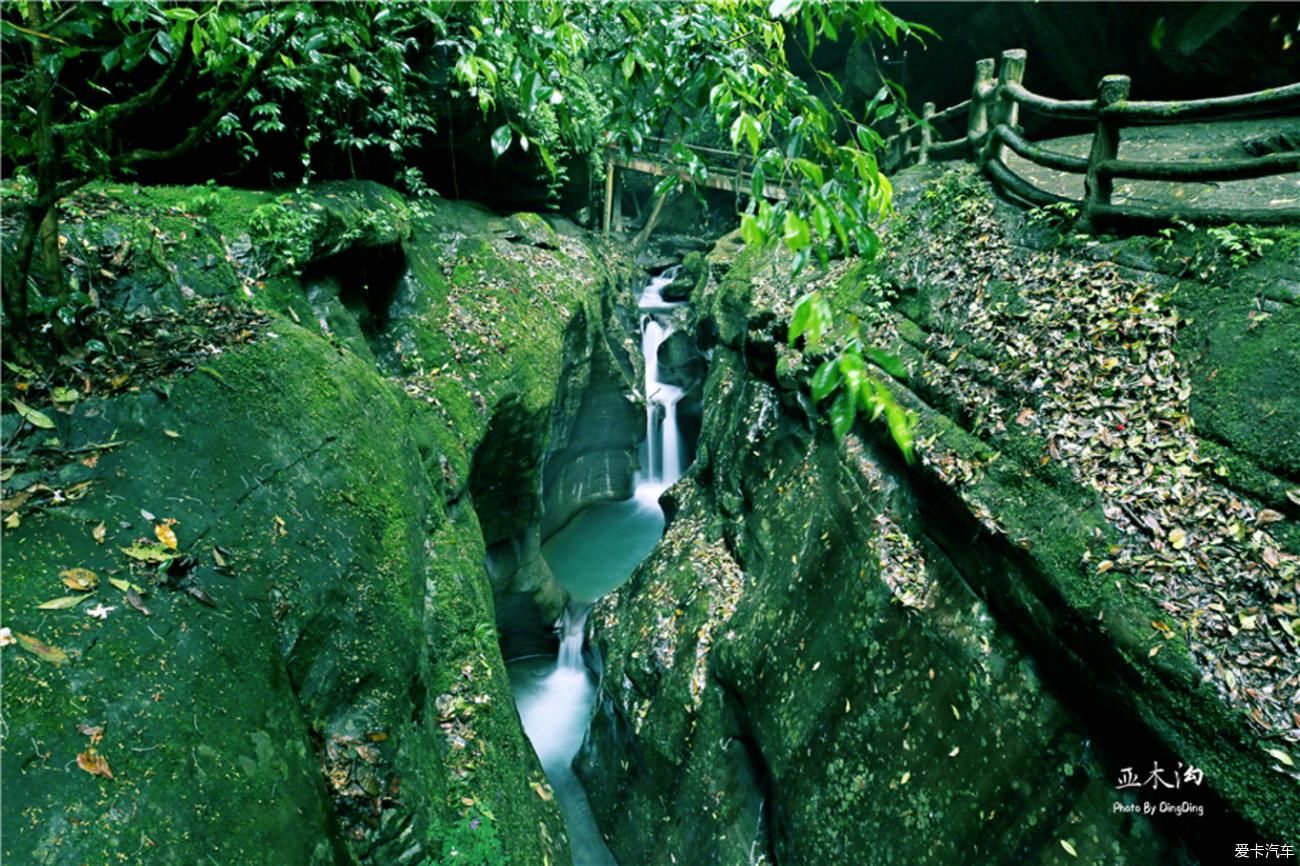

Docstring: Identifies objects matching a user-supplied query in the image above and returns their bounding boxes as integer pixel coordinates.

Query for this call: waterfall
[638,268,687,490]
[508,266,694,866]
[557,604,589,670]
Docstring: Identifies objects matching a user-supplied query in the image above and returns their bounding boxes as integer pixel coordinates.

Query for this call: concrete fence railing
[884,48,1300,228]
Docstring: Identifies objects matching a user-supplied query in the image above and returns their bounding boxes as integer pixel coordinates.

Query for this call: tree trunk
[31,3,65,316]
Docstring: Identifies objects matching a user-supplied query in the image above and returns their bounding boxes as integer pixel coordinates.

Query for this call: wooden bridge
[602,137,792,236]
[604,49,1299,235]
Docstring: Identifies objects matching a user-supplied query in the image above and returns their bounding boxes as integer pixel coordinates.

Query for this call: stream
[509,269,687,866]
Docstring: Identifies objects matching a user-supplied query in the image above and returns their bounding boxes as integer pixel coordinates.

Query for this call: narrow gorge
[3,4,1297,866]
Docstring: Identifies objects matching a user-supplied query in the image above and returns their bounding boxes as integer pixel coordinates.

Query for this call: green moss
[0,187,633,866]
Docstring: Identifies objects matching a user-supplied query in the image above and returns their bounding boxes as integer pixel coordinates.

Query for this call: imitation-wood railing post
[735,157,743,213]
[919,102,935,165]
[602,159,614,235]
[1083,74,1131,225]
[990,49,1026,166]
[612,170,623,232]
[896,113,911,168]
[967,58,995,162]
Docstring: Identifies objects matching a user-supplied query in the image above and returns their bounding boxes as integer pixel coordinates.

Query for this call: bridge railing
[883,48,1300,228]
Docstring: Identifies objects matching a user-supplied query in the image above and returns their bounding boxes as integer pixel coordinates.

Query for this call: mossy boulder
[2,183,641,865]
[580,166,1299,863]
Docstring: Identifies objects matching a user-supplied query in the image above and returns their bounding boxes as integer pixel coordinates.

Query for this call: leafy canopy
[2,0,921,451]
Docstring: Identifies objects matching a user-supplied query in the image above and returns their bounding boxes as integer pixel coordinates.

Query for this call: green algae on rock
[1,182,640,866]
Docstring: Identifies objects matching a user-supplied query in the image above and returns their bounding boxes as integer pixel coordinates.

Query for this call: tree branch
[0,18,68,44]
[120,21,297,166]
[52,22,195,142]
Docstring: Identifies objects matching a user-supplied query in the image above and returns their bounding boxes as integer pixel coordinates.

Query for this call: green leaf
[730,112,762,156]
[864,348,907,379]
[789,291,828,347]
[782,210,810,251]
[885,403,916,463]
[490,124,512,158]
[811,359,842,402]
[740,213,765,247]
[348,64,362,87]
[11,399,55,429]
[653,176,680,198]
[521,70,542,113]
[829,390,854,440]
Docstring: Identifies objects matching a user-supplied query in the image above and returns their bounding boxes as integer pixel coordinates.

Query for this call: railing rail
[883,48,1300,228]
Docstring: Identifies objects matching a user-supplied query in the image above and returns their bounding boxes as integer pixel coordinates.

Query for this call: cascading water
[636,266,687,503]
[509,268,689,866]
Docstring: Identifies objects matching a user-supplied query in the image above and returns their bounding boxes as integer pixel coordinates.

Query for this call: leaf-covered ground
[870,168,1299,749]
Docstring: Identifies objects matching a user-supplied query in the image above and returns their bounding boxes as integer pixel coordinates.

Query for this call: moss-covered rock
[580,166,1298,864]
[2,184,641,866]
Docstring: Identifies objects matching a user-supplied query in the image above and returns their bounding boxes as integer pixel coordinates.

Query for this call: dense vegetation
[2,0,922,450]
[1,2,921,326]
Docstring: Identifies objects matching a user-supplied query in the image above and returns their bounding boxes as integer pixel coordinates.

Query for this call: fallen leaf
[93,522,106,544]
[949,746,960,757]
[163,429,181,439]
[51,387,79,404]
[60,568,99,591]
[11,399,56,429]
[16,632,68,665]
[77,723,104,744]
[1096,560,1114,574]
[1149,644,1162,657]
[2,491,31,514]
[108,577,144,593]
[197,365,229,386]
[76,750,114,780]
[120,542,176,563]
[39,595,89,610]
[1060,839,1078,858]
[900,771,910,785]
[1256,509,1284,525]
[185,585,218,608]
[1266,748,1294,767]
[125,589,151,617]
[1169,528,1187,550]
[3,512,19,529]
[154,522,178,551]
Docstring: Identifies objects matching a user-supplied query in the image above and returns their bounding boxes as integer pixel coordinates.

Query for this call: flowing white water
[509,268,689,866]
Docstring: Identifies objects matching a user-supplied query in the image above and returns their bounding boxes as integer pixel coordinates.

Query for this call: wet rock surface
[580,165,1299,863]
[1,183,640,866]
